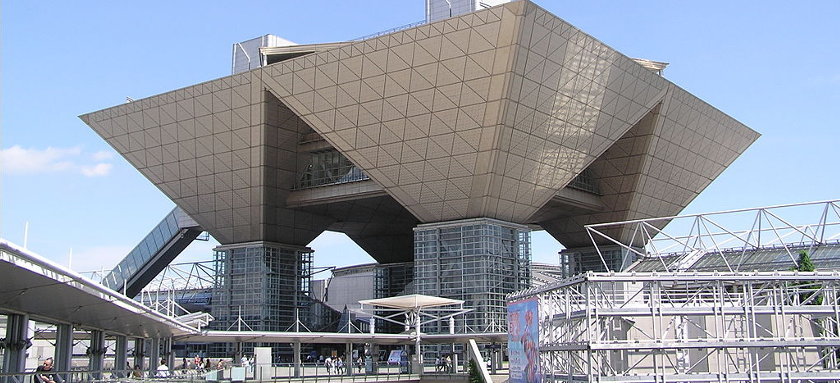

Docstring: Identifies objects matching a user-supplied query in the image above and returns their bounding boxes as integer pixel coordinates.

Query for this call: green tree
[794,250,823,305]
[468,360,484,383]
[796,250,816,272]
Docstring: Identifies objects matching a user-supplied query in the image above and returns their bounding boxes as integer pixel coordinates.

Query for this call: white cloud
[0,145,115,177]
[80,163,113,177]
[1,146,80,174]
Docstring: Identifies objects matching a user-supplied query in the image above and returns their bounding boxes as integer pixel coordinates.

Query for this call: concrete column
[133,338,145,370]
[54,324,73,372]
[369,343,379,373]
[114,336,128,375]
[489,342,496,374]
[463,343,469,372]
[1,314,29,376]
[88,330,106,378]
[451,346,459,373]
[345,343,352,376]
[162,337,174,372]
[292,342,301,378]
[148,338,160,375]
[235,341,243,363]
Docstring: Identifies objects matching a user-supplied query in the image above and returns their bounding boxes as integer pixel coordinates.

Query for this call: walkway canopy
[0,239,198,338]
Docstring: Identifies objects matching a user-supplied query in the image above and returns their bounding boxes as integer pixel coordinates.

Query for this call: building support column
[1,314,29,377]
[88,330,106,379]
[292,342,301,378]
[451,349,459,373]
[489,342,496,374]
[345,342,352,376]
[162,337,174,372]
[148,338,161,375]
[234,342,243,364]
[133,338,145,371]
[114,335,128,375]
[463,342,470,373]
[369,343,379,373]
[54,324,74,373]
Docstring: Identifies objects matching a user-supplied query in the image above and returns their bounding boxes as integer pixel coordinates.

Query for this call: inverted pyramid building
[81,1,757,290]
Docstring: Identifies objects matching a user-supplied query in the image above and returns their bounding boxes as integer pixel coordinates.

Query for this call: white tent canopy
[359,294,464,310]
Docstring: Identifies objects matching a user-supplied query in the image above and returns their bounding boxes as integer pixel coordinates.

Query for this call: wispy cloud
[80,163,113,177]
[1,145,115,177]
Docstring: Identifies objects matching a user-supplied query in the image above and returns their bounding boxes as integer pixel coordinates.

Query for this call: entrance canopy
[359,294,464,310]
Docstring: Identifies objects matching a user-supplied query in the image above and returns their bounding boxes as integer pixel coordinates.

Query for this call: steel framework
[511,271,840,382]
[143,260,216,292]
[586,199,840,272]
[512,200,840,382]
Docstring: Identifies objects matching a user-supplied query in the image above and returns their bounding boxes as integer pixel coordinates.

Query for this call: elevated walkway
[0,239,199,337]
[101,207,203,297]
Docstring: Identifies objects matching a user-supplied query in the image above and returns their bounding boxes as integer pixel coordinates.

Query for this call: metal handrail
[0,363,441,383]
[352,20,426,42]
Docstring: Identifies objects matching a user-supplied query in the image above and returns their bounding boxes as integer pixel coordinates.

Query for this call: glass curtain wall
[296,150,368,189]
[414,218,531,334]
[211,244,313,332]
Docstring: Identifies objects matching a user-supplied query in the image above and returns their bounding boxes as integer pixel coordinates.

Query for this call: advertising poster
[507,297,540,383]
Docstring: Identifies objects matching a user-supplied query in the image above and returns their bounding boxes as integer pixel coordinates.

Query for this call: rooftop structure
[232,35,296,74]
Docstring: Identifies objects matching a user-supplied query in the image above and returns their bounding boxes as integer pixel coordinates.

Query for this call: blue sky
[2,1,838,273]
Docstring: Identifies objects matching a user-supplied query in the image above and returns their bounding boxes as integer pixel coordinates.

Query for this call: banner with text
[507,297,541,383]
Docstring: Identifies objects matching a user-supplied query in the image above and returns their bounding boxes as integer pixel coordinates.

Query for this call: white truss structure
[136,261,216,330]
[143,260,216,292]
[586,199,840,272]
[513,200,840,382]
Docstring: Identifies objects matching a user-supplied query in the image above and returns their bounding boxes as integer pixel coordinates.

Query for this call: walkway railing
[0,363,469,383]
[352,20,426,42]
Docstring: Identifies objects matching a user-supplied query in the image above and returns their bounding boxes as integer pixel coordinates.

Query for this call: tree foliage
[794,250,823,305]
[796,250,816,272]
[468,360,484,383]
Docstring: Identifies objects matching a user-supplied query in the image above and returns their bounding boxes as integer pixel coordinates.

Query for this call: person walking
[336,357,344,374]
[326,356,334,374]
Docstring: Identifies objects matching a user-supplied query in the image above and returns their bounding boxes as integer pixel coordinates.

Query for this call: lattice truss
[139,261,215,319]
[586,200,840,273]
[512,272,840,382]
[143,260,216,292]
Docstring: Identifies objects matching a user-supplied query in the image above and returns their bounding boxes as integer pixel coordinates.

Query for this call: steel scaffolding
[511,200,840,382]
[511,271,840,382]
